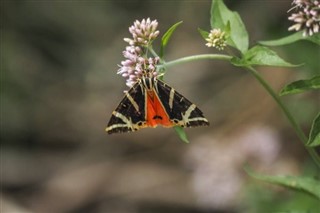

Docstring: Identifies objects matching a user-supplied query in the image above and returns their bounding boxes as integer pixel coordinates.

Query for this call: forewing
[155,79,209,127]
[106,81,146,134]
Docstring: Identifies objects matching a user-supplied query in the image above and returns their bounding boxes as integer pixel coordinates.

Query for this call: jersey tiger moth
[106,77,209,134]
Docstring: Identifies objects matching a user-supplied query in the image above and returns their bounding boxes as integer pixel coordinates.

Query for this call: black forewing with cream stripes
[106,80,146,134]
[154,78,209,127]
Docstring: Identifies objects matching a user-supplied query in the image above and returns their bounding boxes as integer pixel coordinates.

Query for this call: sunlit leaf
[245,167,320,200]
[174,126,189,143]
[259,32,320,46]
[160,21,183,58]
[231,45,299,67]
[259,32,303,46]
[307,112,320,147]
[198,28,209,40]
[211,0,248,53]
[279,75,320,96]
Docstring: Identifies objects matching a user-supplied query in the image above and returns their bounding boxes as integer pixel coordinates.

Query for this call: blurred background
[2,0,320,212]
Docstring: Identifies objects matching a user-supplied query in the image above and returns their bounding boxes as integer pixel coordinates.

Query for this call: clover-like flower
[124,18,160,46]
[118,45,159,88]
[288,0,320,36]
[205,29,227,50]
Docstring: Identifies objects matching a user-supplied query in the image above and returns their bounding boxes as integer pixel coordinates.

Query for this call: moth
[106,77,209,134]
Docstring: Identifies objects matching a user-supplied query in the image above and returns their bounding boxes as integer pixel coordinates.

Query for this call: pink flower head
[124,18,160,46]
[288,0,320,36]
[118,45,159,87]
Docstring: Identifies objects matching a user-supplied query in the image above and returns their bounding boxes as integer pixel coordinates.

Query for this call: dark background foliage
[1,0,319,212]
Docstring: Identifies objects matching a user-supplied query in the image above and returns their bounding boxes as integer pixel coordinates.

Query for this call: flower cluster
[205,29,227,50]
[288,0,320,36]
[124,18,160,46]
[117,47,159,87]
[118,18,160,88]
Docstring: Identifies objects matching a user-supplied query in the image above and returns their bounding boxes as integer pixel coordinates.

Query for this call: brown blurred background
[1,0,320,213]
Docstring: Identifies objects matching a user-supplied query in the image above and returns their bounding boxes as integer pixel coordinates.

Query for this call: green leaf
[245,167,320,200]
[259,32,304,46]
[160,21,183,58]
[307,112,320,147]
[231,45,299,67]
[279,75,320,96]
[211,0,248,53]
[224,20,231,36]
[198,28,209,40]
[174,126,189,143]
[307,33,320,45]
[259,31,320,46]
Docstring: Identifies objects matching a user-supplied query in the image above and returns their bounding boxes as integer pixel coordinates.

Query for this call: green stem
[246,66,320,168]
[159,54,232,69]
[148,46,166,65]
[148,46,160,59]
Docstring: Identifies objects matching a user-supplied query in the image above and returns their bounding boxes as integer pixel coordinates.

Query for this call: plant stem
[159,54,232,69]
[246,66,320,168]
[148,46,161,59]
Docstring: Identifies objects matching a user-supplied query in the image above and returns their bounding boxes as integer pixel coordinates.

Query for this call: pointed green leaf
[259,31,320,46]
[245,167,320,200]
[259,32,304,46]
[174,126,189,143]
[231,45,299,67]
[280,75,320,96]
[160,21,183,58]
[198,28,209,40]
[307,112,320,147]
[211,0,248,53]
[224,20,231,36]
[210,0,224,28]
